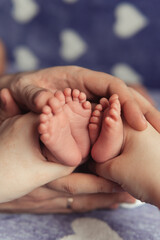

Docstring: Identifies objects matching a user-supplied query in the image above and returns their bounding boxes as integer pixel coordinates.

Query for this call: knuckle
[94,177,107,193]
[63,181,77,195]
[98,181,112,193]
[112,77,124,87]
[10,74,25,93]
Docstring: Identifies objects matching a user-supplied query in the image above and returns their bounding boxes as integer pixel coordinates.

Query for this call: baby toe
[63,88,72,103]
[38,123,48,134]
[92,109,101,117]
[82,101,91,110]
[90,116,99,124]
[40,133,50,143]
[79,92,86,103]
[109,108,119,121]
[95,104,103,112]
[42,105,52,114]
[72,89,80,102]
[54,90,65,106]
[48,97,62,114]
[40,113,48,123]
[100,98,109,110]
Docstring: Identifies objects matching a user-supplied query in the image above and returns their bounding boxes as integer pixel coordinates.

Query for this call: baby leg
[89,94,123,163]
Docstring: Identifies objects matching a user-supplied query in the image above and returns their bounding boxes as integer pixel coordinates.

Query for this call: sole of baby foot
[38,97,82,166]
[63,88,92,158]
[91,95,124,163]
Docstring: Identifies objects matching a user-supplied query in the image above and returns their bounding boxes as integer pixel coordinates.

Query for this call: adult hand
[91,121,160,208]
[0,173,135,213]
[0,112,74,203]
[1,66,159,131]
[129,83,155,106]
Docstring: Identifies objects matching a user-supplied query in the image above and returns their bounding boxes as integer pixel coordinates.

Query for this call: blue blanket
[0,203,159,240]
[1,0,160,89]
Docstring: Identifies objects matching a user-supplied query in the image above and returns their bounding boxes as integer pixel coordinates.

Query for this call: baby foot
[38,96,82,166]
[89,94,123,163]
[63,88,92,158]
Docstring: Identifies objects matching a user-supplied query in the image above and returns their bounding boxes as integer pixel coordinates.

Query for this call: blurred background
[0,0,160,89]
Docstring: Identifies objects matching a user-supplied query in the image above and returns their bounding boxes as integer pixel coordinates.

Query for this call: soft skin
[1,66,159,131]
[0,112,73,203]
[91,119,160,209]
[0,65,160,210]
[0,174,135,213]
[0,96,134,206]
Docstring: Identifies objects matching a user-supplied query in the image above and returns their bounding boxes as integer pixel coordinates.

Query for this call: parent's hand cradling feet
[1,66,160,131]
[0,112,73,203]
[90,118,160,209]
[0,87,135,207]
[1,65,160,210]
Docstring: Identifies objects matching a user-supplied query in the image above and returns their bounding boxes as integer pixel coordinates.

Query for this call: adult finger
[13,84,54,113]
[50,66,147,131]
[0,190,134,214]
[89,156,126,187]
[0,196,69,213]
[17,192,134,214]
[47,173,123,195]
[107,80,147,131]
[80,69,147,130]
[32,192,135,213]
[24,186,69,201]
[129,84,155,105]
[8,67,62,112]
[66,192,135,212]
[130,88,160,132]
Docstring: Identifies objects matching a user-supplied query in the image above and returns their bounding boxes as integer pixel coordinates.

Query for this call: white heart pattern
[113,3,148,38]
[13,46,39,71]
[11,0,39,23]
[60,218,123,240]
[59,29,87,61]
[111,63,143,84]
[62,0,78,3]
